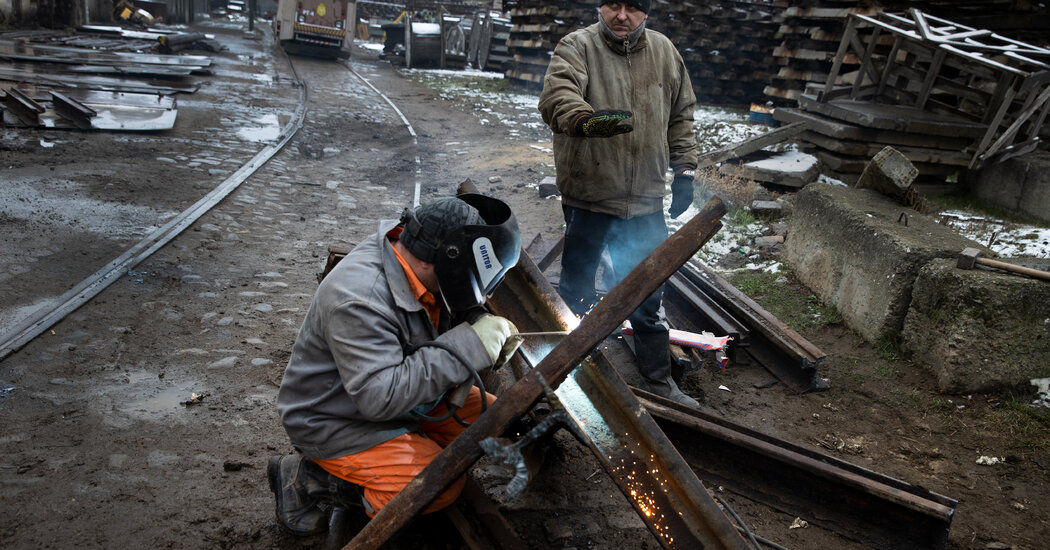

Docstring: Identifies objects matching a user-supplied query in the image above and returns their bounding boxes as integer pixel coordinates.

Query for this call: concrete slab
[903,259,1050,393]
[783,183,990,343]
[966,150,1050,224]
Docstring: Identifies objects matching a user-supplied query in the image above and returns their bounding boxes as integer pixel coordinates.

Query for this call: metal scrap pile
[0,30,212,131]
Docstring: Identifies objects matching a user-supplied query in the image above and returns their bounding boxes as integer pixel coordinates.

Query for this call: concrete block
[855,146,918,202]
[902,259,1050,393]
[783,183,990,343]
[719,150,820,188]
[966,150,1050,224]
[750,200,782,219]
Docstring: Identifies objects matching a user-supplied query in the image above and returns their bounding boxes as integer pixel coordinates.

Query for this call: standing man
[538,1,699,407]
[268,194,523,536]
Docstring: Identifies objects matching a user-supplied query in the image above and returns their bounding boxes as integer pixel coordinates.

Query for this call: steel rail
[633,390,957,549]
[676,261,829,393]
[0,47,309,362]
[483,229,956,548]
[346,196,742,550]
[453,184,954,549]
[486,234,749,548]
[346,64,424,207]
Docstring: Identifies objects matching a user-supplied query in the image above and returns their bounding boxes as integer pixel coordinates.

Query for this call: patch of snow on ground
[939,210,1050,258]
[745,150,817,173]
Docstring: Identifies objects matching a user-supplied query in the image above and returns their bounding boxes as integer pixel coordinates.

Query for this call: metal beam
[345,196,739,549]
[636,392,957,549]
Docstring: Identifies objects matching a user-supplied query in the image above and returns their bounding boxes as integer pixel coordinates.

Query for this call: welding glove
[572,109,634,138]
[668,172,695,219]
[470,314,522,369]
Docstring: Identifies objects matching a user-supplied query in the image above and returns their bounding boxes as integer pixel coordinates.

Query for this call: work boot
[642,376,700,408]
[267,454,329,536]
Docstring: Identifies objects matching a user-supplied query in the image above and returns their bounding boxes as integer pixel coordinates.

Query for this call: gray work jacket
[277,220,492,459]
[538,22,697,218]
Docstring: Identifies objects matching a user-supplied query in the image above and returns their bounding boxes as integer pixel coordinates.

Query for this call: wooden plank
[807,148,961,175]
[798,96,987,137]
[773,108,972,149]
[851,26,881,99]
[697,121,807,168]
[915,48,947,109]
[976,84,1050,167]
[821,15,856,100]
[798,131,972,165]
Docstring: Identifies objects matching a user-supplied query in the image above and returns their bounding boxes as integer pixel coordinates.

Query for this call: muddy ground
[1,16,1048,550]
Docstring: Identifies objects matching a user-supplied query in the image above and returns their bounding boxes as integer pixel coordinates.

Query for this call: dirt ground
[1,16,1048,550]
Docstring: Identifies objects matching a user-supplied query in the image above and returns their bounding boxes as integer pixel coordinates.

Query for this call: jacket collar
[598,16,647,55]
[378,219,427,314]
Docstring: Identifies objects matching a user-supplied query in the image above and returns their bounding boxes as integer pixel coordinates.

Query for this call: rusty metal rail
[672,261,828,393]
[346,196,742,549]
[632,389,957,549]
[527,235,827,392]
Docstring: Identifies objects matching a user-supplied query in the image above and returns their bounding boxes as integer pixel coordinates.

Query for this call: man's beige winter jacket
[539,22,697,218]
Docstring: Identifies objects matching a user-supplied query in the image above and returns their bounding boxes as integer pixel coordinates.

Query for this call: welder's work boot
[642,376,700,408]
[267,454,328,536]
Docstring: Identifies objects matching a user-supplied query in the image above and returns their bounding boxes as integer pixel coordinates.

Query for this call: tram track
[0,48,309,361]
[0,46,433,361]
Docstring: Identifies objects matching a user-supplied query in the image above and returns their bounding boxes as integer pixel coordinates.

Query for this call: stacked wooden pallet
[503,0,786,103]
[502,1,592,87]
[766,1,1050,104]
[776,10,1050,182]
[661,1,785,105]
[764,3,881,103]
[501,1,1049,107]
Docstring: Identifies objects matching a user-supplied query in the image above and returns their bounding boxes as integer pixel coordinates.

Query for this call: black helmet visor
[434,194,521,312]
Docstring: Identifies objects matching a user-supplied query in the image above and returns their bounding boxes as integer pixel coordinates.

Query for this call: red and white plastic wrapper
[622,323,732,370]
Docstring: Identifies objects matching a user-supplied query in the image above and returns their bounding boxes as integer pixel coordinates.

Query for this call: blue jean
[559,205,671,380]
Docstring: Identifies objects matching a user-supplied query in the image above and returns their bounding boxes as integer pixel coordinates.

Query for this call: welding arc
[515,330,571,337]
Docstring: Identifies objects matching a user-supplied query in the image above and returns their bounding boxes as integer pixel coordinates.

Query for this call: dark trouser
[559,205,671,381]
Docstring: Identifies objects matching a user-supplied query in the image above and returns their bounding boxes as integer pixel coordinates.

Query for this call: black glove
[573,109,633,138]
[668,173,695,219]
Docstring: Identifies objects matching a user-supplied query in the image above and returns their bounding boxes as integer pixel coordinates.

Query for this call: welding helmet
[399,194,521,312]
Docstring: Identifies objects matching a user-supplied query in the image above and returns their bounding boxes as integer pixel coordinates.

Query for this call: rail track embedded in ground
[0,48,310,362]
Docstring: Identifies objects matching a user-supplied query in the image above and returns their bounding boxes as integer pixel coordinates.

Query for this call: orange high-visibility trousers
[312,387,494,516]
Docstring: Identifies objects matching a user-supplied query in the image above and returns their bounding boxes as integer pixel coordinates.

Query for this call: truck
[273,0,355,59]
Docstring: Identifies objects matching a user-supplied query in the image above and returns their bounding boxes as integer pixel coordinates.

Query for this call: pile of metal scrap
[382,11,510,71]
[2,87,177,131]
[0,32,212,131]
[775,9,1050,182]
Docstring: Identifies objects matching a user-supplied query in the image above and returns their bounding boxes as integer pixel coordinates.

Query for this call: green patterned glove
[572,109,634,138]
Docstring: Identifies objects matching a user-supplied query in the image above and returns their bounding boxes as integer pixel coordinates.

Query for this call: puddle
[120,380,202,418]
[236,112,282,143]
